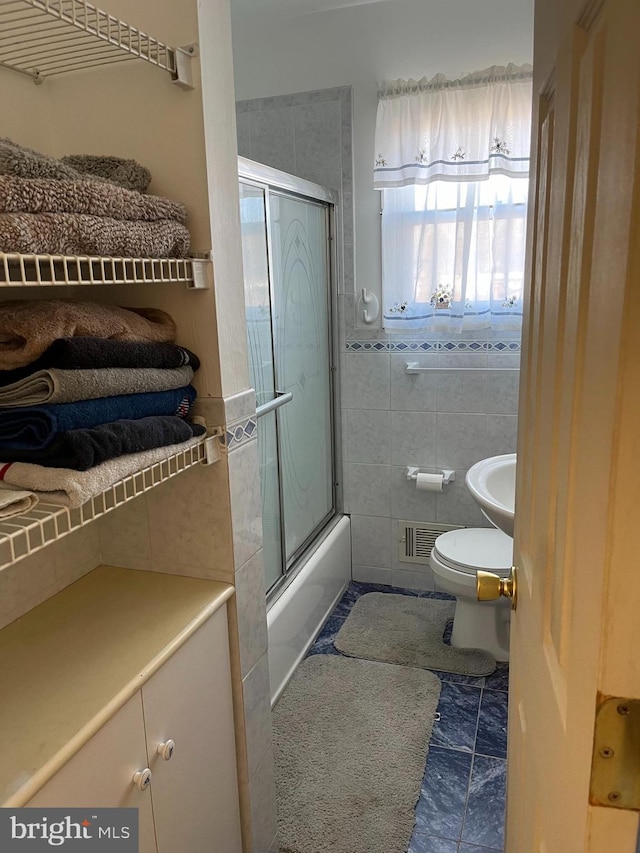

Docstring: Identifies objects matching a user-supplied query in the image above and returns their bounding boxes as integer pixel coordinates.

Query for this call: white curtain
[375,64,532,332]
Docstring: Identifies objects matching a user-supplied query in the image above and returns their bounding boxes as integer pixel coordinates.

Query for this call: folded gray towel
[0,433,204,507]
[0,365,193,407]
[0,212,190,258]
[61,154,151,193]
[0,176,186,223]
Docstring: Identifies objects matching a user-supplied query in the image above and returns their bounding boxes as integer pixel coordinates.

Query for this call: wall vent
[398,520,464,565]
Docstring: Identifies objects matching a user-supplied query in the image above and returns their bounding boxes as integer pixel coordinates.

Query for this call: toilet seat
[432,528,513,576]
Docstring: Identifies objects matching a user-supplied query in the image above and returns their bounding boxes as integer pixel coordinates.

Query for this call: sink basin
[465,454,516,536]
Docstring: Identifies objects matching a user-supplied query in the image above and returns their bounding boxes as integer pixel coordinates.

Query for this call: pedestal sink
[465,453,516,536]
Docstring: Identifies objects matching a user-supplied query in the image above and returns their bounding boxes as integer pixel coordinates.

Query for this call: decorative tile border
[224,416,258,453]
[346,339,521,353]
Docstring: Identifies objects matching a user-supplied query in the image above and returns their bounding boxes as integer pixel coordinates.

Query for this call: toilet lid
[433,528,513,575]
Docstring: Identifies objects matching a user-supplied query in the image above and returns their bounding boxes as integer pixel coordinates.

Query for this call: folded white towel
[0,482,39,517]
[0,434,203,508]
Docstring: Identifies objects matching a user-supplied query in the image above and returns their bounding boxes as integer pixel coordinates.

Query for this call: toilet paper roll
[415,472,443,492]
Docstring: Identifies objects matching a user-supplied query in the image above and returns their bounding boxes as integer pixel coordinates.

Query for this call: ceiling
[230,0,396,21]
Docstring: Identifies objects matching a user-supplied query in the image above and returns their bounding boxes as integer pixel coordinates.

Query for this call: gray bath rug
[273,655,441,853]
[334,593,496,676]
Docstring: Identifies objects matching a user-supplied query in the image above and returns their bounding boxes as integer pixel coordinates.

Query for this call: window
[374,64,532,332]
[381,175,528,331]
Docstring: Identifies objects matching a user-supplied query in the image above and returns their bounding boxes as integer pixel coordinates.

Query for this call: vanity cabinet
[2,567,242,853]
[27,694,158,852]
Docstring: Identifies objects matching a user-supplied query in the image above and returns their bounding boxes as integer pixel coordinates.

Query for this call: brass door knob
[477,566,518,610]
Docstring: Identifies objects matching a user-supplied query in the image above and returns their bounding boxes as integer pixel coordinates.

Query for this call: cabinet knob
[157,739,176,761]
[133,768,152,791]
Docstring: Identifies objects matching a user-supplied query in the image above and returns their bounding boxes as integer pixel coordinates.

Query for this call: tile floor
[306,581,509,853]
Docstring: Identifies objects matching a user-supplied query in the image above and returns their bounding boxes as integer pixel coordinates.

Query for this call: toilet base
[450,597,510,662]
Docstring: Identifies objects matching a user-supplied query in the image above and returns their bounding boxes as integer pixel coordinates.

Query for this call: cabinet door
[27,693,157,853]
[142,607,242,853]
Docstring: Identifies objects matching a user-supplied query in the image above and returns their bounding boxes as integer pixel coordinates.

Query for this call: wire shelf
[0,0,194,87]
[0,253,212,289]
[0,436,220,571]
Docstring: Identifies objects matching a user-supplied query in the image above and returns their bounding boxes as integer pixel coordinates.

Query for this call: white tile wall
[344,409,390,464]
[350,515,391,568]
[236,549,269,679]
[249,746,279,853]
[228,439,264,570]
[341,322,521,586]
[342,352,390,410]
[242,652,274,780]
[390,411,437,467]
[344,463,391,517]
[236,86,354,293]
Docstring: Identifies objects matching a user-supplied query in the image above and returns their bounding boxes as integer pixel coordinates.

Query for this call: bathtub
[266,514,351,704]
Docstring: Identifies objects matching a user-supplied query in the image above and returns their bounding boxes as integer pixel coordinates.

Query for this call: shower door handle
[256,391,293,419]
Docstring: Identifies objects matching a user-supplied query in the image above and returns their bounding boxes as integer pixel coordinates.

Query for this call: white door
[508,0,640,849]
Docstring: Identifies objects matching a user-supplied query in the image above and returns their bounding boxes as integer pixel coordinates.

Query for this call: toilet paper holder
[406,466,455,485]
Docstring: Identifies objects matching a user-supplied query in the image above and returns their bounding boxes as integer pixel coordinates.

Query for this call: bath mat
[273,655,441,853]
[334,593,496,676]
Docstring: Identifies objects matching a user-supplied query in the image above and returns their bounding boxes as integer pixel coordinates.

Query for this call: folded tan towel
[0,433,203,507]
[0,138,152,193]
[0,365,193,407]
[0,300,176,370]
[0,483,38,517]
[0,176,187,223]
[0,212,190,258]
[0,137,81,182]
[61,154,151,193]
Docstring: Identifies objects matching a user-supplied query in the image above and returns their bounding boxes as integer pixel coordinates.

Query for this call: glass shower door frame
[239,159,341,598]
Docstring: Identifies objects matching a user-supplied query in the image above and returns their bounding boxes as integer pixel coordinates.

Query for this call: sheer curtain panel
[374,64,532,332]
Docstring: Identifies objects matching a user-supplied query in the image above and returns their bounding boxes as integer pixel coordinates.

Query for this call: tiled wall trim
[225,416,258,452]
[346,339,521,353]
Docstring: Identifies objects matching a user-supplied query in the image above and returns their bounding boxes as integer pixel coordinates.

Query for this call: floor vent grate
[398,520,464,565]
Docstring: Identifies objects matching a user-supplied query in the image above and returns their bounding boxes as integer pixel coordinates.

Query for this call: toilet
[430,527,513,661]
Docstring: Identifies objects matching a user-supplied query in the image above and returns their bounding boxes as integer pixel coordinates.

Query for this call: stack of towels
[0,299,206,512]
[0,137,189,257]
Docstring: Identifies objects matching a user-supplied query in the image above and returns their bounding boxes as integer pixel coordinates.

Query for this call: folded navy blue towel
[0,338,200,386]
[0,416,206,470]
[0,385,196,451]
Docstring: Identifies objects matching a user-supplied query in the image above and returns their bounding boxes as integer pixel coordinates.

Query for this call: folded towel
[0,212,190,258]
[0,365,194,407]
[61,154,152,193]
[0,137,82,183]
[0,385,196,450]
[0,432,205,507]
[0,417,206,470]
[0,300,176,370]
[0,176,187,223]
[0,483,38,517]
[0,138,151,193]
[0,338,199,386]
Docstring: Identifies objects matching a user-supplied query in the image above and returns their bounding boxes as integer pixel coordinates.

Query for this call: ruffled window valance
[374,63,533,188]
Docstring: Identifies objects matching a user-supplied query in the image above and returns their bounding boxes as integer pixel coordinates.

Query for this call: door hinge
[589,696,640,810]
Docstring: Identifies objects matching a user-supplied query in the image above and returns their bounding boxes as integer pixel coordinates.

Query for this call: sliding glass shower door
[239,170,336,596]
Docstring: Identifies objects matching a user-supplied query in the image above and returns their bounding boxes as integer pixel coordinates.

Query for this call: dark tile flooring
[306,581,509,853]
